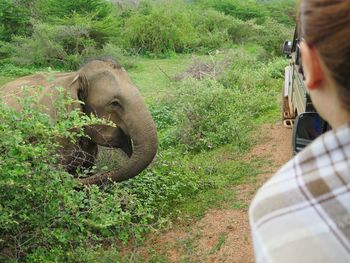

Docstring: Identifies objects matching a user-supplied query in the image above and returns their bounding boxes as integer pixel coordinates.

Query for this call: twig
[156,64,172,82]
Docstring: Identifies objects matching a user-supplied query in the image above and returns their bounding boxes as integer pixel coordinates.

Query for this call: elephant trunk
[79,109,158,185]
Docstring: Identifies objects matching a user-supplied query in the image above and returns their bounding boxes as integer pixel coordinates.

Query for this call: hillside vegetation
[0,0,295,261]
[0,0,294,70]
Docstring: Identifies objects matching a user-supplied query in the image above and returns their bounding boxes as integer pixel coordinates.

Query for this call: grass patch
[172,158,263,220]
[0,76,14,86]
[128,54,194,100]
[210,233,226,254]
[253,106,281,125]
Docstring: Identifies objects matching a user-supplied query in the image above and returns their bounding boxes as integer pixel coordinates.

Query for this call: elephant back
[1,72,77,115]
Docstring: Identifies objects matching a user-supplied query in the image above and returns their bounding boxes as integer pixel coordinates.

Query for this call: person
[249,0,350,262]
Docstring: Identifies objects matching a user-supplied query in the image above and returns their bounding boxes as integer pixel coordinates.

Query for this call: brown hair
[298,0,350,110]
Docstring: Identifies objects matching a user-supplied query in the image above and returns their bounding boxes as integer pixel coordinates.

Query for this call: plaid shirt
[249,124,350,262]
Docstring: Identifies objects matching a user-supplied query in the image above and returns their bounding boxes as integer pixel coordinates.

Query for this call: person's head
[298,0,350,127]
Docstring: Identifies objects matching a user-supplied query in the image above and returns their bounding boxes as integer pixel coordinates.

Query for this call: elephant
[1,58,158,185]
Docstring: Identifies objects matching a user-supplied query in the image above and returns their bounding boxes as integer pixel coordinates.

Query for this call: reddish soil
[125,122,292,262]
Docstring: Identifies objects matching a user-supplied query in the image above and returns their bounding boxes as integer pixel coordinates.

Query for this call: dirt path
[126,122,292,262]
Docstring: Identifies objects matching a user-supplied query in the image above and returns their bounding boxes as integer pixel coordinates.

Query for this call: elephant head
[69,58,158,185]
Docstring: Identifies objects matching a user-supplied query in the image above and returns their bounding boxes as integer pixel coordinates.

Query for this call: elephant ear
[68,73,89,113]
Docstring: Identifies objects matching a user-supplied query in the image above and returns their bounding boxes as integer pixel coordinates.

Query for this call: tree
[0,0,31,41]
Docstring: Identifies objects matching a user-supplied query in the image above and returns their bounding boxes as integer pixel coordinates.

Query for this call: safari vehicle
[282,28,330,154]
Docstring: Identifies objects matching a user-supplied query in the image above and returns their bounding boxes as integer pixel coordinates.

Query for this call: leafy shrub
[197,0,268,23]
[117,148,220,227]
[10,26,135,71]
[219,48,286,89]
[228,18,260,44]
[256,18,293,56]
[0,0,31,41]
[218,49,286,125]
[0,41,15,61]
[228,17,292,55]
[190,9,233,50]
[53,12,121,48]
[219,48,267,89]
[149,103,175,131]
[11,23,96,69]
[34,0,116,23]
[122,3,260,55]
[265,56,288,79]
[7,2,122,70]
[196,0,295,26]
[228,18,292,56]
[154,78,250,153]
[259,0,296,26]
[121,2,197,55]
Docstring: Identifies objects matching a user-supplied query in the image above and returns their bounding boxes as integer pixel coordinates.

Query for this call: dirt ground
[125,122,292,262]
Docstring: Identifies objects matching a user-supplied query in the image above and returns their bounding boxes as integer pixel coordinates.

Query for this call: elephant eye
[111,100,121,107]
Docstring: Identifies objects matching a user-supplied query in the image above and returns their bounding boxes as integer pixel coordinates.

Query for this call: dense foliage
[0,0,294,69]
[0,0,294,261]
[154,50,285,153]
[196,0,296,25]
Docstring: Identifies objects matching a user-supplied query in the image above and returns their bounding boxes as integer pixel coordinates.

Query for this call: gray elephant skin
[1,58,158,185]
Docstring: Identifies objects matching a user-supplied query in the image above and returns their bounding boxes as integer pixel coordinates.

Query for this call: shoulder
[250,125,350,219]
[249,125,350,262]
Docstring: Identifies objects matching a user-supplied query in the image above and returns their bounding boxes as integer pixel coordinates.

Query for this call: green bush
[260,0,296,26]
[4,0,122,69]
[228,18,260,44]
[11,23,96,69]
[218,49,285,123]
[219,48,286,89]
[0,0,31,41]
[121,2,197,55]
[228,18,292,55]
[0,40,15,61]
[34,0,116,23]
[53,12,121,48]
[10,25,135,71]
[153,78,250,153]
[197,0,268,23]
[257,18,293,56]
[122,3,261,55]
[196,0,295,26]
[190,9,233,50]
